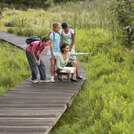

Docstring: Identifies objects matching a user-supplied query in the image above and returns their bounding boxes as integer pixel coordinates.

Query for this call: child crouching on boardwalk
[56,43,90,82]
[25,36,51,83]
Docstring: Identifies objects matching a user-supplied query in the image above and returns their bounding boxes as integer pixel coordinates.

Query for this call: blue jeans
[25,50,46,80]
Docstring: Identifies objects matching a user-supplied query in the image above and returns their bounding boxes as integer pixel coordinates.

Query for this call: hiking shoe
[58,78,63,81]
[40,80,50,83]
[63,75,70,80]
[32,79,39,84]
[76,75,86,80]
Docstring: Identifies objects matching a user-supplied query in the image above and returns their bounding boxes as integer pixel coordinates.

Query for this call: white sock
[51,76,54,80]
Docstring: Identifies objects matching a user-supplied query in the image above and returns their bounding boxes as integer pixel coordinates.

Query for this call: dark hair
[61,22,69,29]
[60,43,69,53]
[41,36,50,42]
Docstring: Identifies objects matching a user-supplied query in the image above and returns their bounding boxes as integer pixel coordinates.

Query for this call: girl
[56,43,90,82]
[25,36,51,83]
[60,22,75,60]
[47,22,61,82]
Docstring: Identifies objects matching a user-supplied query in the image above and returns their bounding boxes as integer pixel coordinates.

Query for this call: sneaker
[50,78,55,83]
[58,78,63,81]
[40,80,50,83]
[76,75,85,80]
[63,75,70,80]
[32,79,39,84]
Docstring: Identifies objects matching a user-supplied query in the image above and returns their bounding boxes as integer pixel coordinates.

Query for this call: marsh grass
[0,0,120,37]
[0,41,30,95]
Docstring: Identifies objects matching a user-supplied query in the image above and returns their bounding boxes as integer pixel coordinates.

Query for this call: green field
[0,0,134,133]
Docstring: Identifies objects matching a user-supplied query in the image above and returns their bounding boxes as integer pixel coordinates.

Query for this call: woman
[56,43,90,82]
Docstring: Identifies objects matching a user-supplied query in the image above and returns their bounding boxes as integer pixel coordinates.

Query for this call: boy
[25,36,51,83]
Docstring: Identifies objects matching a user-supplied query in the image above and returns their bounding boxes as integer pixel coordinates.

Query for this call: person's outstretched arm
[70,52,90,56]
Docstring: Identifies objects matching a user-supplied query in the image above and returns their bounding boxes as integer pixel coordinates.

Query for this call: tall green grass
[0,41,30,94]
[0,0,120,37]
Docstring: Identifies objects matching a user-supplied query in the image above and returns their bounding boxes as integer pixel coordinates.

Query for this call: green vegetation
[0,0,79,9]
[0,0,134,133]
[50,28,134,134]
[0,41,30,95]
[110,0,134,47]
[0,1,120,36]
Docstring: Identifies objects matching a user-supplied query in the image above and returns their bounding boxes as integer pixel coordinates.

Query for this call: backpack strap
[53,32,55,40]
[37,41,41,47]
[48,32,55,40]
[30,41,40,48]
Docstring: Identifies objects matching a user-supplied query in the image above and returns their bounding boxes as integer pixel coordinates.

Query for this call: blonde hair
[53,22,60,30]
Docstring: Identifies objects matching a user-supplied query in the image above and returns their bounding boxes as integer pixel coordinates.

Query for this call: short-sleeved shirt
[25,41,45,53]
[61,28,75,46]
[48,32,60,52]
[61,28,76,60]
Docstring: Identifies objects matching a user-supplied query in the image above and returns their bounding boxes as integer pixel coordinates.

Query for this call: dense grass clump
[0,41,30,94]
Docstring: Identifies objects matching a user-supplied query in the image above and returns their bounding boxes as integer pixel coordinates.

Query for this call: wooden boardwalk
[0,31,86,134]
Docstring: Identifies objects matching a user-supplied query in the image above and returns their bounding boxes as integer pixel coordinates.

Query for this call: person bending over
[25,36,51,83]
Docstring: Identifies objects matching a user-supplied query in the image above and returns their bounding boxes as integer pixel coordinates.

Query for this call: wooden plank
[0,99,69,104]
[0,110,60,117]
[0,108,64,110]
[2,92,75,99]
[0,96,71,100]
[0,131,46,134]
[15,81,81,86]
[8,89,78,94]
[0,126,49,133]
[0,118,53,126]
[0,103,66,109]
[12,84,81,90]
[0,105,67,111]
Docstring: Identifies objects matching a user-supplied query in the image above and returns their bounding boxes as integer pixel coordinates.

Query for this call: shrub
[109,0,134,47]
